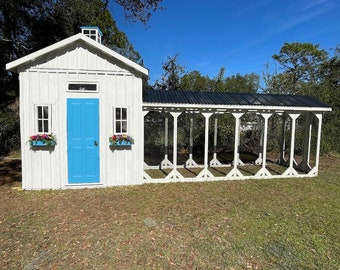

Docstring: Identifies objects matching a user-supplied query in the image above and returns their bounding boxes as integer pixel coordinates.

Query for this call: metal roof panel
[143,90,330,110]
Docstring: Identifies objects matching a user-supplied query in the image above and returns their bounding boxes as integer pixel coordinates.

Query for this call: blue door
[67,98,100,183]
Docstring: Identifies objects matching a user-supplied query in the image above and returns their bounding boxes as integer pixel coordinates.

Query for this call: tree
[112,0,163,25]
[180,70,209,91]
[154,54,185,90]
[272,42,328,94]
[313,46,340,152]
[213,67,226,92]
[225,73,259,93]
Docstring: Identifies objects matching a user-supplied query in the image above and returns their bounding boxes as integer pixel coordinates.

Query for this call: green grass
[0,154,339,269]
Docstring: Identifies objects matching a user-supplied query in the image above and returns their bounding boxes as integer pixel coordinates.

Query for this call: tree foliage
[271,42,328,94]
[113,0,163,25]
[154,55,260,93]
[154,54,185,90]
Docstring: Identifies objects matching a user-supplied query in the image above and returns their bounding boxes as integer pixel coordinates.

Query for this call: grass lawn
[0,154,339,269]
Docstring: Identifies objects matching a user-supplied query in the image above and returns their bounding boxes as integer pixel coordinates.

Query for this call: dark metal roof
[143,90,330,109]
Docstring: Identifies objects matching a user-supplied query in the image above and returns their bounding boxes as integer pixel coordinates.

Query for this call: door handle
[94,140,98,146]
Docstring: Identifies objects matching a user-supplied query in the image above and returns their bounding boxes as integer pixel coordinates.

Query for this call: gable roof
[6,33,148,76]
[143,90,331,112]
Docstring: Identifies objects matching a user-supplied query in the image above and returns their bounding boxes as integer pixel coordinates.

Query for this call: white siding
[20,43,144,189]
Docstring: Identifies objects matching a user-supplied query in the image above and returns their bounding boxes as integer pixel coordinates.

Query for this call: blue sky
[110,0,340,85]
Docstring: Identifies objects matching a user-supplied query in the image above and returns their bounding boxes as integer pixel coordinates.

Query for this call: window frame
[113,107,128,134]
[67,82,99,93]
[35,104,52,134]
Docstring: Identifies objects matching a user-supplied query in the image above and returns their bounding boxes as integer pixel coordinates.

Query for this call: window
[81,28,102,43]
[114,107,128,134]
[35,105,51,133]
[68,83,98,92]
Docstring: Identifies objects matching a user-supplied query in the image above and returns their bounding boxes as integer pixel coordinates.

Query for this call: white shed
[6,27,148,190]
[6,27,332,190]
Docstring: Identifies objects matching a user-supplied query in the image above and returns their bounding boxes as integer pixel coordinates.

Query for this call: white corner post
[283,113,300,176]
[142,110,152,179]
[277,112,287,165]
[309,113,323,176]
[161,114,173,169]
[227,112,244,177]
[197,112,214,179]
[166,111,184,179]
[298,112,312,172]
[185,116,198,168]
[210,116,222,166]
[255,113,272,177]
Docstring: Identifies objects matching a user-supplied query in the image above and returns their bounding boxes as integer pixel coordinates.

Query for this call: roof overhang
[143,102,332,113]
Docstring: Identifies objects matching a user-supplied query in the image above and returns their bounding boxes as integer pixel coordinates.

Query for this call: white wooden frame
[113,106,129,134]
[34,104,52,134]
[67,81,99,93]
[143,104,328,183]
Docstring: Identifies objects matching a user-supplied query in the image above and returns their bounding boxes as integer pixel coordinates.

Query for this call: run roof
[143,90,331,111]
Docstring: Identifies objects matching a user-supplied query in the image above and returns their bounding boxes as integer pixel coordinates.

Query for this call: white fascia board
[142,102,332,112]
[83,35,148,76]
[6,33,148,76]
[6,34,83,72]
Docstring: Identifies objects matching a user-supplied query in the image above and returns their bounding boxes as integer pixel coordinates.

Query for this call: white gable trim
[6,33,148,76]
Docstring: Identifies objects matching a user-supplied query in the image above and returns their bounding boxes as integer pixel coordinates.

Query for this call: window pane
[116,108,121,119]
[68,84,97,91]
[116,122,121,133]
[38,107,42,119]
[122,108,127,120]
[122,121,127,133]
[43,106,48,118]
[38,120,43,132]
[43,120,49,132]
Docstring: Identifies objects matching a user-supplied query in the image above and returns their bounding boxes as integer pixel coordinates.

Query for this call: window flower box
[109,134,134,146]
[29,134,56,147]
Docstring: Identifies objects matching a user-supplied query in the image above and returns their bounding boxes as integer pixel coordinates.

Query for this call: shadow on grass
[0,159,22,186]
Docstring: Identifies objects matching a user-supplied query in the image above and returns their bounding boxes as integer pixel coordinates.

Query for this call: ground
[0,154,339,269]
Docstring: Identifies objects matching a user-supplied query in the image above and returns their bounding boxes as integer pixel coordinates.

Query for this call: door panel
[67,98,99,183]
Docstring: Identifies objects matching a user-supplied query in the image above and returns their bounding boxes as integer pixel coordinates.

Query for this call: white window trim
[113,106,129,134]
[67,81,99,93]
[35,104,52,134]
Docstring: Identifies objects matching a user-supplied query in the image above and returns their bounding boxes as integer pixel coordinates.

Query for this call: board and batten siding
[20,42,144,189]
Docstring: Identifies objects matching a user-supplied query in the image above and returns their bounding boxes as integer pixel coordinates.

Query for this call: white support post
[185,116,198,167]
[161,115,173,169]
[277,113,287,165]
[143,110,150,169]
[166,112,184,179]
[210,116,222,166]
[255,113,272,177]
[255,117,263,165]
[309,113,323,176]
[227,113,244,177]
[197,112,214,179]
[283,113,300,176]
[298,112,312,172]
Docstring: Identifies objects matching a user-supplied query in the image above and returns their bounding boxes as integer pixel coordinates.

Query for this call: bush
[0,111,20,156]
